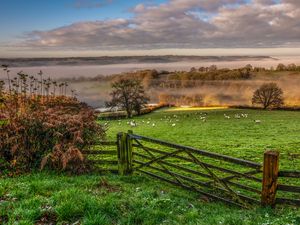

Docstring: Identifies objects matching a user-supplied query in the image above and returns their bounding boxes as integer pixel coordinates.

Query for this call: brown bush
[0,96,105,174]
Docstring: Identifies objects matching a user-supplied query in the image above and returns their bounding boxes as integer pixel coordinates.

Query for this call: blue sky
[0,0,299,57]
[0,0,165,42]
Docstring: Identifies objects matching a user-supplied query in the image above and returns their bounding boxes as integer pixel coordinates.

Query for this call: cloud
[72,0,113,9]
[20,0,300,50]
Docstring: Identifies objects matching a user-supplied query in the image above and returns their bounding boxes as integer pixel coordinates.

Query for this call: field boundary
[85,131,300,208]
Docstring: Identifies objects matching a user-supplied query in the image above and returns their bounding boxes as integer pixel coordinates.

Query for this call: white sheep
[130,121,137,127]
[224,114,230,119]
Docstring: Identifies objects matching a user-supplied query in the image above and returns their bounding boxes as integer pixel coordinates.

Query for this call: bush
[0,96,105,174]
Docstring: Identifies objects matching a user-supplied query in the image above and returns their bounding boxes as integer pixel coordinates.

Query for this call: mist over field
[2,55,300,107]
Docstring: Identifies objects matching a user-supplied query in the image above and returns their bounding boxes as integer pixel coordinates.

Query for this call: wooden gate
[89,131,300,208]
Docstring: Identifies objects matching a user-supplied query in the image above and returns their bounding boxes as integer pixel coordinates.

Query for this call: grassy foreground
[1,108,300,224]
[1,172,300,225]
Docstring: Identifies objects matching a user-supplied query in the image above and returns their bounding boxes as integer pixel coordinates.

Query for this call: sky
[0,0,300,57]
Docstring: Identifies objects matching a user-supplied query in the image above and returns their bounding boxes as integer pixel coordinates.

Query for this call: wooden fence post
[126,130,133,174]
[117,131,133,175]
[261,150,279,207]
[117,132,125,175]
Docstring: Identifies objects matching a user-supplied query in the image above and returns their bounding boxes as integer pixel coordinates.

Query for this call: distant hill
[0,55,275,67]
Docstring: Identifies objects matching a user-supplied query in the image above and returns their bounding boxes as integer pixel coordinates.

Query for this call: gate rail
[88,131,300,208]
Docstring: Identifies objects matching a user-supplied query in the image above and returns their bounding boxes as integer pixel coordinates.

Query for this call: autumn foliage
[0,68,105,174]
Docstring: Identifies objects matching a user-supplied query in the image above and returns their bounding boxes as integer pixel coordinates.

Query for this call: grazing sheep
[130,121,137,127]
[234,114,241,119]
[241,113,248,118]
[172,123,176,127]
[254,120,261,124]
[224,114,230,119]
[152,123,156,127]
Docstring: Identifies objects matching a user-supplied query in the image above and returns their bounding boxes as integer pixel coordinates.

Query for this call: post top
[264,150,279,156]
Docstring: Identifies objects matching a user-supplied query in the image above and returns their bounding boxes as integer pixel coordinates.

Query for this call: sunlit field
[105,108,300,170]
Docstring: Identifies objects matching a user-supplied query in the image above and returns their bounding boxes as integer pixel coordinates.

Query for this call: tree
[106,78,149,117]
[252,83,284,109]
[276,63,286,71]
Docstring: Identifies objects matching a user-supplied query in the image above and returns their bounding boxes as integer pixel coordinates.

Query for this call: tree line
[106,78,285,118]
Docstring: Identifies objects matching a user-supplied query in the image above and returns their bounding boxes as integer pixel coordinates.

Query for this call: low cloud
[21,0,300,50]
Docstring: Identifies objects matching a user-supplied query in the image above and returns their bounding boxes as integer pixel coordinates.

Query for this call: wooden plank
[278,170,300,178]
[225,180,261,195]
[118,132,127,175]
[134,152,261,195]
[82,150,117,155]
[205,170,262,185]
[185,150,250,207]
[93,169,119,174]
[276,198,300,206]
[126,130,133,174]
[133,144,262,182]
[134,149,185,170]
[134,152,211,179]
[130,134,262,169]
[277,184,300,193]
[138,169,245,208]
[261,151,279,207]
[88,160,118,165]
[134,159,260,204]
[96,141,117,146]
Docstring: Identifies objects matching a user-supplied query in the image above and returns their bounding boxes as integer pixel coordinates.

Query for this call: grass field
[1,108,300,224]
[1,172,300,225]
[105,108,300,170]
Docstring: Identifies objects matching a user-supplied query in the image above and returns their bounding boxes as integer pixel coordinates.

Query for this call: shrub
[0,97,105,173]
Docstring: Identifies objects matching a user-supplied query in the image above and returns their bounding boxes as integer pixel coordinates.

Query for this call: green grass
[1,108,300,224]
[104,108,300,170]
[1,172,300,225]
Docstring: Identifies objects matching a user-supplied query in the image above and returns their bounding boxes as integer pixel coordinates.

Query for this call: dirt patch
[96,178,122,193]
[0,215,9,224]
[35,211,57,225]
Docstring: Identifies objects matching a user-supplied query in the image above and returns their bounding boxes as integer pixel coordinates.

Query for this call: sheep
[234,114,241,119]
[130,121,137,127]
[171,123,176,127]
[254,120,261,124]
[241,113,248,118]
[224,114,230,119]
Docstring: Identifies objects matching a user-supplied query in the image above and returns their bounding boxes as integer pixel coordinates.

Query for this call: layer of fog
[3,56,300,107]
[6,56,300,80]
